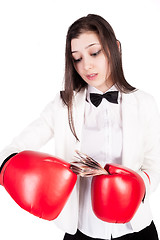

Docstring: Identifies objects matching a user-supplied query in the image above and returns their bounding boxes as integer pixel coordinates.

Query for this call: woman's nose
[83,58,93,70]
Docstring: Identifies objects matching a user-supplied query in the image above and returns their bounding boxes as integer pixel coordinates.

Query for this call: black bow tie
[90,91,119,107]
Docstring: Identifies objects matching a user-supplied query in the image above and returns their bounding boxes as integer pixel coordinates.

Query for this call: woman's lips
[86,73,98,80]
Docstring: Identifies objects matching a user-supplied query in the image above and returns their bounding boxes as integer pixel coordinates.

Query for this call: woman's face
[71,31,113,93]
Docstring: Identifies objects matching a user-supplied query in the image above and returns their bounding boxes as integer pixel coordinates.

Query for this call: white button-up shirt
[78,85,133,239]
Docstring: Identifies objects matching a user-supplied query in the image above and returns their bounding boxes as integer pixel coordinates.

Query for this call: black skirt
[63,221,159,240]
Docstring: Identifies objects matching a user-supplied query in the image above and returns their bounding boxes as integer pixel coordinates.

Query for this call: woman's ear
[116,40,121,53]
[117,40,120,51]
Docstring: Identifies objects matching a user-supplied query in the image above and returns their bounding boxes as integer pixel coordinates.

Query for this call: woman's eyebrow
[71,43,100,53]
[85,43,100,49]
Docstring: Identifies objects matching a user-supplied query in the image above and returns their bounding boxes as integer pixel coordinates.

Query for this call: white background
[0,0,160,239]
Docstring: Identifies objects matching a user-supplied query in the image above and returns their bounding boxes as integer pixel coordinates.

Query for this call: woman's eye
[91,49,101,57]
[73,57,82,63]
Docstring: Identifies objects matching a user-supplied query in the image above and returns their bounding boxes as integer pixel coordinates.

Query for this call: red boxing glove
[0,151,77,220]
[91,163,145,223]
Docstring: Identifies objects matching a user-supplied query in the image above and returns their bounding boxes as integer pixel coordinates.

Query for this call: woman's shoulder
[132,88,153,97]
[126,88,156,104]
[125,89,160,115]
[43,88,86,110]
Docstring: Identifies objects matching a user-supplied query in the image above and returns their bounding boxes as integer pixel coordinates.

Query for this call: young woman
[0,14,160,240]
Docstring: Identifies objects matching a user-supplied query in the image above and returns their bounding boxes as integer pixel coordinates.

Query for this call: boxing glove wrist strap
[0,153,18,173]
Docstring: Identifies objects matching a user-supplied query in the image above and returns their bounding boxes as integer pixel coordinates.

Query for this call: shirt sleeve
[0,95,59,166]
[139,94,160,195]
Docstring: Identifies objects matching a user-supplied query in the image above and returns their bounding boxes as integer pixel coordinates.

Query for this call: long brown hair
[61,14,136,140]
